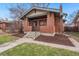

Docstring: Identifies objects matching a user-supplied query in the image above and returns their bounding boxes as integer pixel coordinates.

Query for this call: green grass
[66,32,79,42]
[0,34,15,44]
[68,32,79,37]
[0,43,79,56]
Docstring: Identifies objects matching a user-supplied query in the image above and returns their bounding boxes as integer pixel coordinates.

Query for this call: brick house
[0,21,8,32]
[7,20,21,33]
[20,5,66,33]
[0,20,20,33]
[72,11,79,31]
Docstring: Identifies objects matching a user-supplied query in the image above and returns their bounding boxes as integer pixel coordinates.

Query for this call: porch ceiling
[27,12,47,18]
[28,14,47,18]
[20,7,60,19]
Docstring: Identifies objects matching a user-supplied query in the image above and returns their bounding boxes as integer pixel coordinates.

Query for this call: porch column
[22,17,29,32]
[60,19,64,32]
[47,13,55,33]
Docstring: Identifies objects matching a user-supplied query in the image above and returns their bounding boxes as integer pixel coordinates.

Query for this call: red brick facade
[22,12,64,33]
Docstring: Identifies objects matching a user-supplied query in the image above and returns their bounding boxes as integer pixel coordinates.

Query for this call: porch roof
[19,7,60,19]
[0,21,9,24]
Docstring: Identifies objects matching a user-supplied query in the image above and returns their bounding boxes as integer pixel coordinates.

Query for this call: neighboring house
[20,5,66,33]
[7,20,20,33]
[64,23,76,32]
[72,11,79,31]
[0,21,8,32]
[0,18,22,33]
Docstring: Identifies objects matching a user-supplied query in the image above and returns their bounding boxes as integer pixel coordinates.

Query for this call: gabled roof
[19,7,60,19]
[0,21,8,24]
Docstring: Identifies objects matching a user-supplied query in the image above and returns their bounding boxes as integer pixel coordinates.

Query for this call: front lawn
[0,34,16,44]
[67,32,79,37]
[66,32,79,42]
[0,43,79,56]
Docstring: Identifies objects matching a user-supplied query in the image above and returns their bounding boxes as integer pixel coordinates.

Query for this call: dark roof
[0,21,8,24]
[19,7,60,19]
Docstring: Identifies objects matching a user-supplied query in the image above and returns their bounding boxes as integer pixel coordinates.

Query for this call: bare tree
[67,10,78,24]
[9,3,29,19]
[9,3,50,19]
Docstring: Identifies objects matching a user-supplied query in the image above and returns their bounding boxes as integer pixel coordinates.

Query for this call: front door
[32,20,39,31]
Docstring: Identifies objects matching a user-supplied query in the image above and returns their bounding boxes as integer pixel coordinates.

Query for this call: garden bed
[35,34,74,47]
[12,33,25,38]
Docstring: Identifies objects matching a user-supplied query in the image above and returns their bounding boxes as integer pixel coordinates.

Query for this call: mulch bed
[35,34,74,47]
[12,33,25,38]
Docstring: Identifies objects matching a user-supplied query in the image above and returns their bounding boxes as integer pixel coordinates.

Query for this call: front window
[40,18,47,26]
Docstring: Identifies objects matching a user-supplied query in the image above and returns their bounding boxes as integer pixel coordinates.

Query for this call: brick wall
[22,12,64,33]
[22,18,32,32]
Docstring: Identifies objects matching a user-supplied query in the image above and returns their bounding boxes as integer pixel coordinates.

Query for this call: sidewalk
[0,38,27,53]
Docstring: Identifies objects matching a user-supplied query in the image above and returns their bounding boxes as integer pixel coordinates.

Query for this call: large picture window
[40,18,47,26]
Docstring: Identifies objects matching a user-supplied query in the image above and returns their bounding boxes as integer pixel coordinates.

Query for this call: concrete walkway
[0,38,28,53]
[0,36,79,53]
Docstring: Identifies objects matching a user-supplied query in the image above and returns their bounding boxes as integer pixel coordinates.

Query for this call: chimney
[60,4,62,13]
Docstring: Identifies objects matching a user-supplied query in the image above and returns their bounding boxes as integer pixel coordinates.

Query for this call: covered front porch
[28,15,47,31]
[21,7,64,33]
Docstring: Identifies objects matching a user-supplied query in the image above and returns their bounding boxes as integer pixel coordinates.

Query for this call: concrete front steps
[23,32,55,40]
[23,32,40,39]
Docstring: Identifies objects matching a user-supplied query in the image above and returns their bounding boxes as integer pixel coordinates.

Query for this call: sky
[0,3,79,23]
